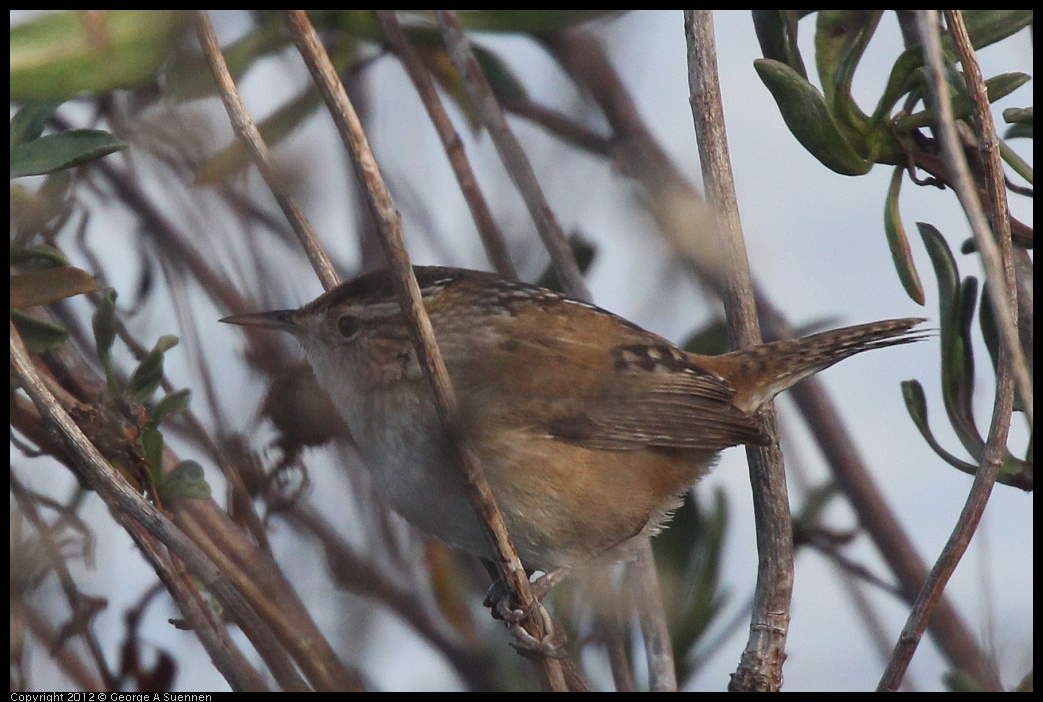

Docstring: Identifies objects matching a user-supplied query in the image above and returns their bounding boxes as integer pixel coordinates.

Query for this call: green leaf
[752,10,808,79]
[917,223,960,325]
[192,32,355,183]
[943,277,986,458]
[978,287,1030,417]
[158,460,212,501]
[980,72,1031,105]
[92,288,119,392]
[1002,107,1033,141]
[918,223,984,460]
[10,101,63,147]
[141,424,164,484]
[1003,106,1033,125]
[960,10,1034,50]
[652,489,729,675]
[536,234,596,293]
[978,286,1001,379]
[128,335,179,403]
[11,172,73,242]
[945,669,985,693]
[872,48,928,131]
[151,389,191,425]
[11,311,69,354]
[814,11,880,140]
[901,380,978,473]
[998,139,1033,184]
[793,482,841,536]
[10,130,126,178]
[420,41,529,126]
[754,58,871,175]
[1004,123,1034,140]
[473,43,528,104]
[883,167,925,305]
[682,319,730,356]
[10,245,69,268]
[903,382,1030,489]
[10,10,190,101]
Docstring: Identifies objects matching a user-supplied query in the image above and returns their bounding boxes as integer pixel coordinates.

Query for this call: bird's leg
[480,560,570,658]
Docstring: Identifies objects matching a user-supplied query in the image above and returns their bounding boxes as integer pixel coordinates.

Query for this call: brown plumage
[224,266,926,571]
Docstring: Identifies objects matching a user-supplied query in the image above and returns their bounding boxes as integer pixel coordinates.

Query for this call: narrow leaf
[901,380,978,473]
[11,311,69,354]
[151,389,192,425]
[960,10,1034,50]
[883,167,925,305]
[10,130,126,178]
[941,278,985,458]
[128,335,179,403]
[92,289,118,387]
[814,11,880,138]
[999,139,1033,183]
[10,245,69,267]
[752,10,807,79]
[10,101,64,147]
[140,425,164,484]
[195,89,323,185]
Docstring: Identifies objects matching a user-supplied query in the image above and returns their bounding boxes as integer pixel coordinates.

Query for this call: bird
[222,265,925,574]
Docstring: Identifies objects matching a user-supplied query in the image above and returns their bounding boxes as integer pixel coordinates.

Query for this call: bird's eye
[337,314,361,340]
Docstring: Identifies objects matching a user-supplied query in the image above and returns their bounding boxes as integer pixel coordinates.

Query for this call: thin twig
[685,11,792,692]
[503,97,615,157]
[374,10,517,279]
[877,13,1013,691]
[629,541,677,691]
[280,10,569,691]
[193,11,339,292]
[432,10,590,302]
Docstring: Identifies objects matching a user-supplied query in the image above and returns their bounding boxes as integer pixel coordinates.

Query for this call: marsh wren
[223,266,924,572]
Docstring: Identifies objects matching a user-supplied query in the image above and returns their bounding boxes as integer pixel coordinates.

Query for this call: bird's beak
[220,309,301,335]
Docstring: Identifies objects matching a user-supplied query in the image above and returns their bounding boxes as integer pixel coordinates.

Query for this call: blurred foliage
[537,234,597,292]
[10,93,206,504]
[652,489,730,682]
[91,291,206,502]
[11,101,112,348]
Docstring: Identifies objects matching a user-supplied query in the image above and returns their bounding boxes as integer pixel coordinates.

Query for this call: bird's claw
[483,571,569,658]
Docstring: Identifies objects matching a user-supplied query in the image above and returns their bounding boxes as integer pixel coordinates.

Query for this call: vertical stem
[685,11,793,691]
